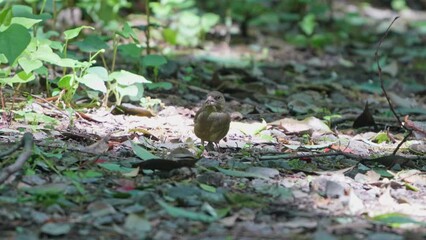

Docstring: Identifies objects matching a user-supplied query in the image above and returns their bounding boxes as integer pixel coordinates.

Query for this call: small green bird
[194,91,231,151]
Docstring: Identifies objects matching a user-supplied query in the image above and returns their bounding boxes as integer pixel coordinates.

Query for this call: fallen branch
[0,132,34,184]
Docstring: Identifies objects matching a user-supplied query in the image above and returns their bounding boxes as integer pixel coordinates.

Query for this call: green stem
[100,53,109,72]
[39,0,47,14]
[62,39,69,75]
[111,34,118,72]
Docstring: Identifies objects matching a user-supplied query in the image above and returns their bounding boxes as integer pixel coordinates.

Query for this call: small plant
[141,54,168,82]
[288,158,306,169]
[241,142,254,157]
[150,0,219,47]
[323,114,342,127]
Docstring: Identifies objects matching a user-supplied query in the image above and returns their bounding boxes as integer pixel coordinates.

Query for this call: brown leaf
[81,136,111,154]
[117,103,155,117]
[404,115,426,139]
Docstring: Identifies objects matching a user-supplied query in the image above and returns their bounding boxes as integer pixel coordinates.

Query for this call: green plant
[241,143,254,157]
[109,70,151,105]
[391,0,407,11]
[141,54,167,82]
[323,114,341,127]
[151,0,219,47]
[76,0,131,26]
[288,158,306,169]
[0,4,152,110]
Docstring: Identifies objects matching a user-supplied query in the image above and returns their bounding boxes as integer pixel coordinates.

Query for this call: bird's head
[204,91,225,109]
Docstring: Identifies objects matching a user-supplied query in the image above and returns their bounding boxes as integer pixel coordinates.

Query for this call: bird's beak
[204,96,215,105]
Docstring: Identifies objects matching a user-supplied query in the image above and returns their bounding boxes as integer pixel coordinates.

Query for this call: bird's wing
[208,112,231,142]
[194,107,203,123]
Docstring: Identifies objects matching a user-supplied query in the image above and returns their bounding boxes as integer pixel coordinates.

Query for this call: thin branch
[374,16,412,156]
[392,130,412,156]
[374,16,402,127]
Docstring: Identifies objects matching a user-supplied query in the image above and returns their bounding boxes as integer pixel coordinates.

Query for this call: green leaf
[34,66,48,76]
[373,168,394,178]
[142,54,167,68]
[58,75,74,90]
[201,13,219,31]
[372,213,425,227]
[0,7,13,26]
[78,74,107,93]
[98,163,134,173]
[374,132,390,144]
[216,167,269,179]
[73,35,108,52]
[25,183,67,195]
[82,170,103,178]
[116,83,144,101]
[12,5,51,21]
[87,66,108,80]
[32,44,81,68]
[0,54,8,64]
[145,82,173,90]
[162,28,177,45]
[0,71,34,85]
[131,141,158,160]
[118,22,139,43]
[118,43,142,62]
[179,12,200,26]
[0,24,31,64]
[64,25,94,40]
[11,17,41,28]
[157,200,218,223]
[110,70,151,85]
[299,13,316,35]
[14,111,59,125]
[49,40,63,50]
[18,55,43,73]
[199,183,216,193]
[310,33,333,48]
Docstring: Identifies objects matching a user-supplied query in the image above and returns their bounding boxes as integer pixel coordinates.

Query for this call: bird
[194,91,231,151]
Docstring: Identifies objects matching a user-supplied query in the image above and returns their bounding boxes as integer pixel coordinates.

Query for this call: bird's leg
[208,142,224,152]
[206,142,215,152]
[214,142,222,152]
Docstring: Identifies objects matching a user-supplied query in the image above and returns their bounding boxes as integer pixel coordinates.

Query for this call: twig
[374,16,412,158]
[0,132,34,184]
[374,16,402,127]
[392,130,412,156]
